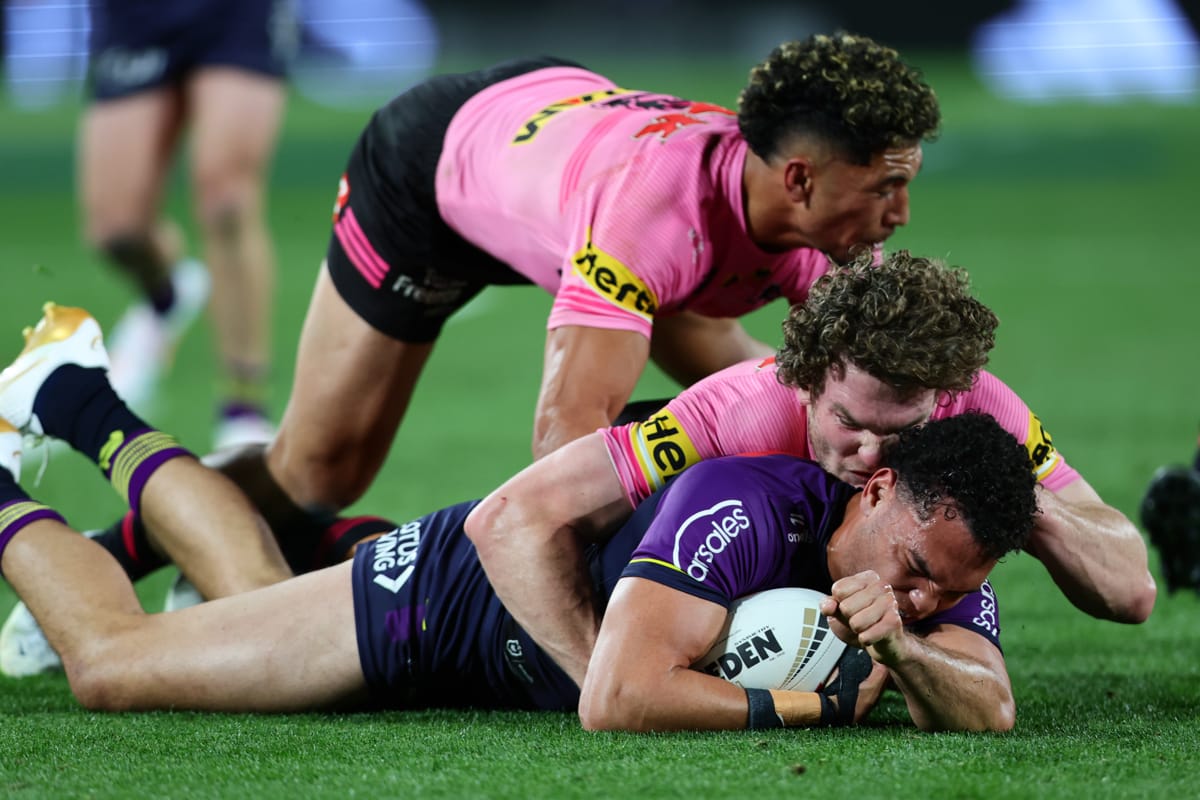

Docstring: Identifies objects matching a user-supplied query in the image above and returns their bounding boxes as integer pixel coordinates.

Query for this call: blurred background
[0,0,1197,574]
[5,0,1199,108]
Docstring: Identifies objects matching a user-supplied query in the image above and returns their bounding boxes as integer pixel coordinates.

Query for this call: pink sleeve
[545,181,697,337]
[937,371,1081,492]
[601,358,812,506]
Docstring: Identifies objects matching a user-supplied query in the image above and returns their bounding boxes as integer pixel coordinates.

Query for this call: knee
[267,432,373,512]
[64,653,137,712]
[193,173,259,241]
[209,436,367,516]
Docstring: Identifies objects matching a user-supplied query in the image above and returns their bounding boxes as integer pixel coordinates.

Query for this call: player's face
[804,145,922,263]
[798,364,939,487]
[828,471,995,622]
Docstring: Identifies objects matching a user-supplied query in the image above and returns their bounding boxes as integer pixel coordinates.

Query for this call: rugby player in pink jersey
[465,252,1156,685]
[194,33,938,567]
[23,32,939,629]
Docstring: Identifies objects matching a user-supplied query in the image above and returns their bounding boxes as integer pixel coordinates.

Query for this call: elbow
[1088,572,1157,624]
[982,694,1017,733]
[463,495,509,557]
[578,677,649,733]
[912,691,1015,734]
[1115,574,1157,625]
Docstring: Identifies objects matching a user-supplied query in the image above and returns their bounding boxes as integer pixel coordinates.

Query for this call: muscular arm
[579,578,887,731]
[872,625,1014,732]
[649,312,775,387]
[1028,479,1156,623]
[822,571,1014,732]
[463,433,632,686]
[532,326,650,459]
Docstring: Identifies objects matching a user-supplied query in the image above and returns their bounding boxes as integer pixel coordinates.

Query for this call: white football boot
[0,598,60,677]
[1,414,64,679]
[108,258,210,412]
[0,303,109,438]
[0,417,21,478]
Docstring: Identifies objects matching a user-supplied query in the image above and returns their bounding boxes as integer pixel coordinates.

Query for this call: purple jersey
[622,454,1005,649]
[351,456,1005,713]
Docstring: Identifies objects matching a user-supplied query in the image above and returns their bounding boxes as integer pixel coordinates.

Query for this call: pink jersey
[603,357,1080,507]
[435,67,831,338]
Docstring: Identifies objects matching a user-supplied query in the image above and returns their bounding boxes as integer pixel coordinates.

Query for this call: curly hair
[776,250,997,398]
[738,32,940,165]
[884,413,1039,561]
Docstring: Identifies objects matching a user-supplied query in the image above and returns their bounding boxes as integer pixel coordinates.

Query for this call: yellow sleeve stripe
[628,409,702,493]
[1025,411,1062,482]
[628,557,683,573]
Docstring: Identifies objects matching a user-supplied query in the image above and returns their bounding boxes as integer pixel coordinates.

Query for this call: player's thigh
[270,264,433,502]
[185,67,287,209]
[78,89,185,239]
[138,561,367,710]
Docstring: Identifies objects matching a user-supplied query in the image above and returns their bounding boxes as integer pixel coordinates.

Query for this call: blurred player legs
[79,0,293,450]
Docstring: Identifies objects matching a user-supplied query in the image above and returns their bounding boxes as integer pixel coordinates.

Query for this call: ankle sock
[0,467,65,577]
[33,365,191,513]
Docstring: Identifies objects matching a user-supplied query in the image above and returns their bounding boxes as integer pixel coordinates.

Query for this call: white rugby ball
[693,587,846,692]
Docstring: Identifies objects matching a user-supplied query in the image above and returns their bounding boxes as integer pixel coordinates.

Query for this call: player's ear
[784,158,815,204]
[859,468,897,514]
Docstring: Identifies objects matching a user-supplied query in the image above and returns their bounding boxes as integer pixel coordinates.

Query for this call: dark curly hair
[738,32,940,165]
[776,250,997,398]
[884,413,1038,561]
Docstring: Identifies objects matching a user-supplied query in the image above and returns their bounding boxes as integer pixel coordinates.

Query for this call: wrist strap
[745,688,783,729]
[819,647,873,726]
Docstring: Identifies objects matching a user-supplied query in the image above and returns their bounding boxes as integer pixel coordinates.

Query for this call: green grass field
[0,53,1198,799]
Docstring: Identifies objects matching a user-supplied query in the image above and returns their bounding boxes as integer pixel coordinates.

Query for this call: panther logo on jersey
[512,88,634,144]
[331,174,350,223]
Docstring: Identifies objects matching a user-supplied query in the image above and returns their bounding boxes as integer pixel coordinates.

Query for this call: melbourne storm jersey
[352,457,1004,712]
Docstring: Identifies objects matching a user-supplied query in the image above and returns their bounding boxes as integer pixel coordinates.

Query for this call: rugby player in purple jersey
[81,0,295,447]
[467,254,1155,685]
[0,318,1035,730]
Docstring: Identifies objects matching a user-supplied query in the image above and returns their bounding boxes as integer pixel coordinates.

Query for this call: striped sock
[0,468,65,577]
[102,430,191,516]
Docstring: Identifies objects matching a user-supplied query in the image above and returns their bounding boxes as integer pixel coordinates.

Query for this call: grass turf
[0,53,1197,798]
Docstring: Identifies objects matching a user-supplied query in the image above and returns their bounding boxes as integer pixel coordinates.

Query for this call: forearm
[873,636,1014,732]
[531,402,613,460]
[1028,486,1156,623]
[580,664,824,731]
[466,502,600,685]
[463,436,632,686]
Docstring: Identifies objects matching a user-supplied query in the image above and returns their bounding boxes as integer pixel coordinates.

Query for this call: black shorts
[87,0,296,101]
[325,56,582,343]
